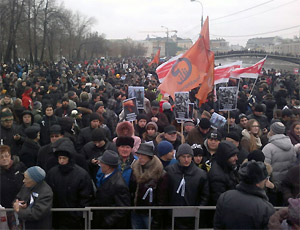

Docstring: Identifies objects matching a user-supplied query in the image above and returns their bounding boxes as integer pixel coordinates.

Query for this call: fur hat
[239,160,268,184]
[116,136,134,148]
[270,122,285,135]
[176,143,194,159]
[116,121,134,137]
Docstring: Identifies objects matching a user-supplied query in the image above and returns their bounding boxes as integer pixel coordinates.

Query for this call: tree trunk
[40,0,48,62]
[28,0,34,64]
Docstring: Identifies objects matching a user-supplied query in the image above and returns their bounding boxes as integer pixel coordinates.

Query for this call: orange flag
[148,49,160,66]
[158,17,214,103]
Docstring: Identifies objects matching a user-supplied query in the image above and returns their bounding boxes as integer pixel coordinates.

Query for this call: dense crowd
[0,58,300,230]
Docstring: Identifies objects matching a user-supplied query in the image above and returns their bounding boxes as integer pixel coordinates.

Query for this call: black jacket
[0,124,20,155]
[0,156,26,208]
[214,182,275,229]
[46,162,94,229]
[92,170,131,229]
[19,139,40,168]
[165,162,209,206]
[39,115,59,146]
[76,126,94,152]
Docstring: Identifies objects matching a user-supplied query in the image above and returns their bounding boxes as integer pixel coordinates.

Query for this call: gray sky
[62,0,300,46]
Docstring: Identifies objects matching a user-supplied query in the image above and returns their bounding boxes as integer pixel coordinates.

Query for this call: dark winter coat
[46,162,94,229]
[214,182,275,229]
[81,140,117,181]
[145,111,170,133]
[16,181,53,230]
[0,124,20,155]
[36,143,53,170]
[92,170,131,229]
[208,146,240,205]
[0,156,26,208]
[186,126,210,145]
[165,162,209,206]
[281,164,300,204]
[247,113,269,130]
[19,139,40,168]
[76,126,95,151]
[39,115,59,146]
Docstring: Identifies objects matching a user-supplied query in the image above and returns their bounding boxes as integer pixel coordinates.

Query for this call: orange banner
[158,17,214,103]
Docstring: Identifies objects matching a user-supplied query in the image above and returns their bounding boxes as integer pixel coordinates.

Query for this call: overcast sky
[62,0,300,46]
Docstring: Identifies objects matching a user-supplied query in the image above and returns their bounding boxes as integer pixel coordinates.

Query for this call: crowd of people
[0,58,300,229]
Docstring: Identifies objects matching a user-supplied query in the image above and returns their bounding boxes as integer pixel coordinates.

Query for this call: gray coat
[16,181,53,229]
[262,134,296,187]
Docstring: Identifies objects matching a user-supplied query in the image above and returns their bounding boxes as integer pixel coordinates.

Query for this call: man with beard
[208,141,240,205]
[46,149,93,229]
[54,96,71,117]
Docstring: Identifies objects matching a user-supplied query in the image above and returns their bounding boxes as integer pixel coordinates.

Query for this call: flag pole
[249,77,258,98]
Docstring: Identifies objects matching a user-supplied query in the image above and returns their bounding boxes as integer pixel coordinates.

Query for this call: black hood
[52,137,76,155]
[215,140,239,169]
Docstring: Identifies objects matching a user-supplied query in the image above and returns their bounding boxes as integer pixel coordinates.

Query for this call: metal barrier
[2,206,283,230]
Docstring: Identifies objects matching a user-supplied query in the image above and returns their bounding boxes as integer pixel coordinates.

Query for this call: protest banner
[174,92,189,121]
[218,87,238,111]
[123,97,138,121]
[128,86,144,109]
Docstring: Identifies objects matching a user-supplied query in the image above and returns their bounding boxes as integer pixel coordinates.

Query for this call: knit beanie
[26,166,46,183]
[157,141,173,156]
[247,150,265,162]
[146,122,158,131]
[191,144,204,156]
[199,118,211,129]
[24,124,40,139]
[226,132,240,142]
[270,122,286,135]
[162,102,171,111]
[94,101,104,111]
[176,143,194,159]
[137,113,147,122]
[90,112,101,122]
[91,128,106,142]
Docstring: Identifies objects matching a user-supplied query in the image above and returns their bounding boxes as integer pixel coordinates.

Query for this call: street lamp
[191,0,203,29]
[161,25,169,57]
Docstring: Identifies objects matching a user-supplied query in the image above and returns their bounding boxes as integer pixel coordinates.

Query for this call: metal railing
[2,206,283,230]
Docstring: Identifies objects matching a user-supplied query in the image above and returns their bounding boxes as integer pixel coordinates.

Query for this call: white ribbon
[142,188,153,203]
[176,176,186,197]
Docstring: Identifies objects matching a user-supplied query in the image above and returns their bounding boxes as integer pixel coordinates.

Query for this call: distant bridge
[214,52,300,65]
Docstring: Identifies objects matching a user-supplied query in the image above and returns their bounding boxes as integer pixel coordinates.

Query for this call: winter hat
[199,118,211,129]
[191,144,204,156]
[136,143,154,157]
[270,122,286,135]
[162,102,171,111]
[184,121,195,128]
[226,132,240,142]
[90,112,101,122]
[26,166,46,183]
[146,122,158,131]
[33,101,42,110]
[91,128,106,142]
[59,117,73,133]
[157,141,173,157]
[176,143,194,159]
[55,150,72,159]
[114,91,121,100]
[238,160,268,184]
[164,125,177,134]
[0,109,13,121]
[201,111,211,119]
[151,100,160,108]
[216,140,239,161]
[98,150,120,166]
[25,124,40,139]
[247,150,265,162]
[255,104,265,112]
[116,136,134,148]
[287,198,300,226]
[239,113,247,120]
[207,130,222,141]
[94,101,104,111]
[50,124,63,135]
[137,113,147,122]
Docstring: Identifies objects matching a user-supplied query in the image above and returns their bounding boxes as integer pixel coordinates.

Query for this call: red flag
[148,49,160,66]
[230,57,267,79]
[214,61,242,85]
[156,53,182,82]
[158,17,214,101]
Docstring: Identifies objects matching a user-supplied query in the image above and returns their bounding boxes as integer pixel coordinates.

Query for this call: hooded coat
[262,134,297,187]
[113,121,141,153]
[208,141,240,205]
[21,89,33,110]
[46,160,94,229]
[214,182,275,229]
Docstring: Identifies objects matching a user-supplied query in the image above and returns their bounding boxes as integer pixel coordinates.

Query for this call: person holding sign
[145,101,169,133]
